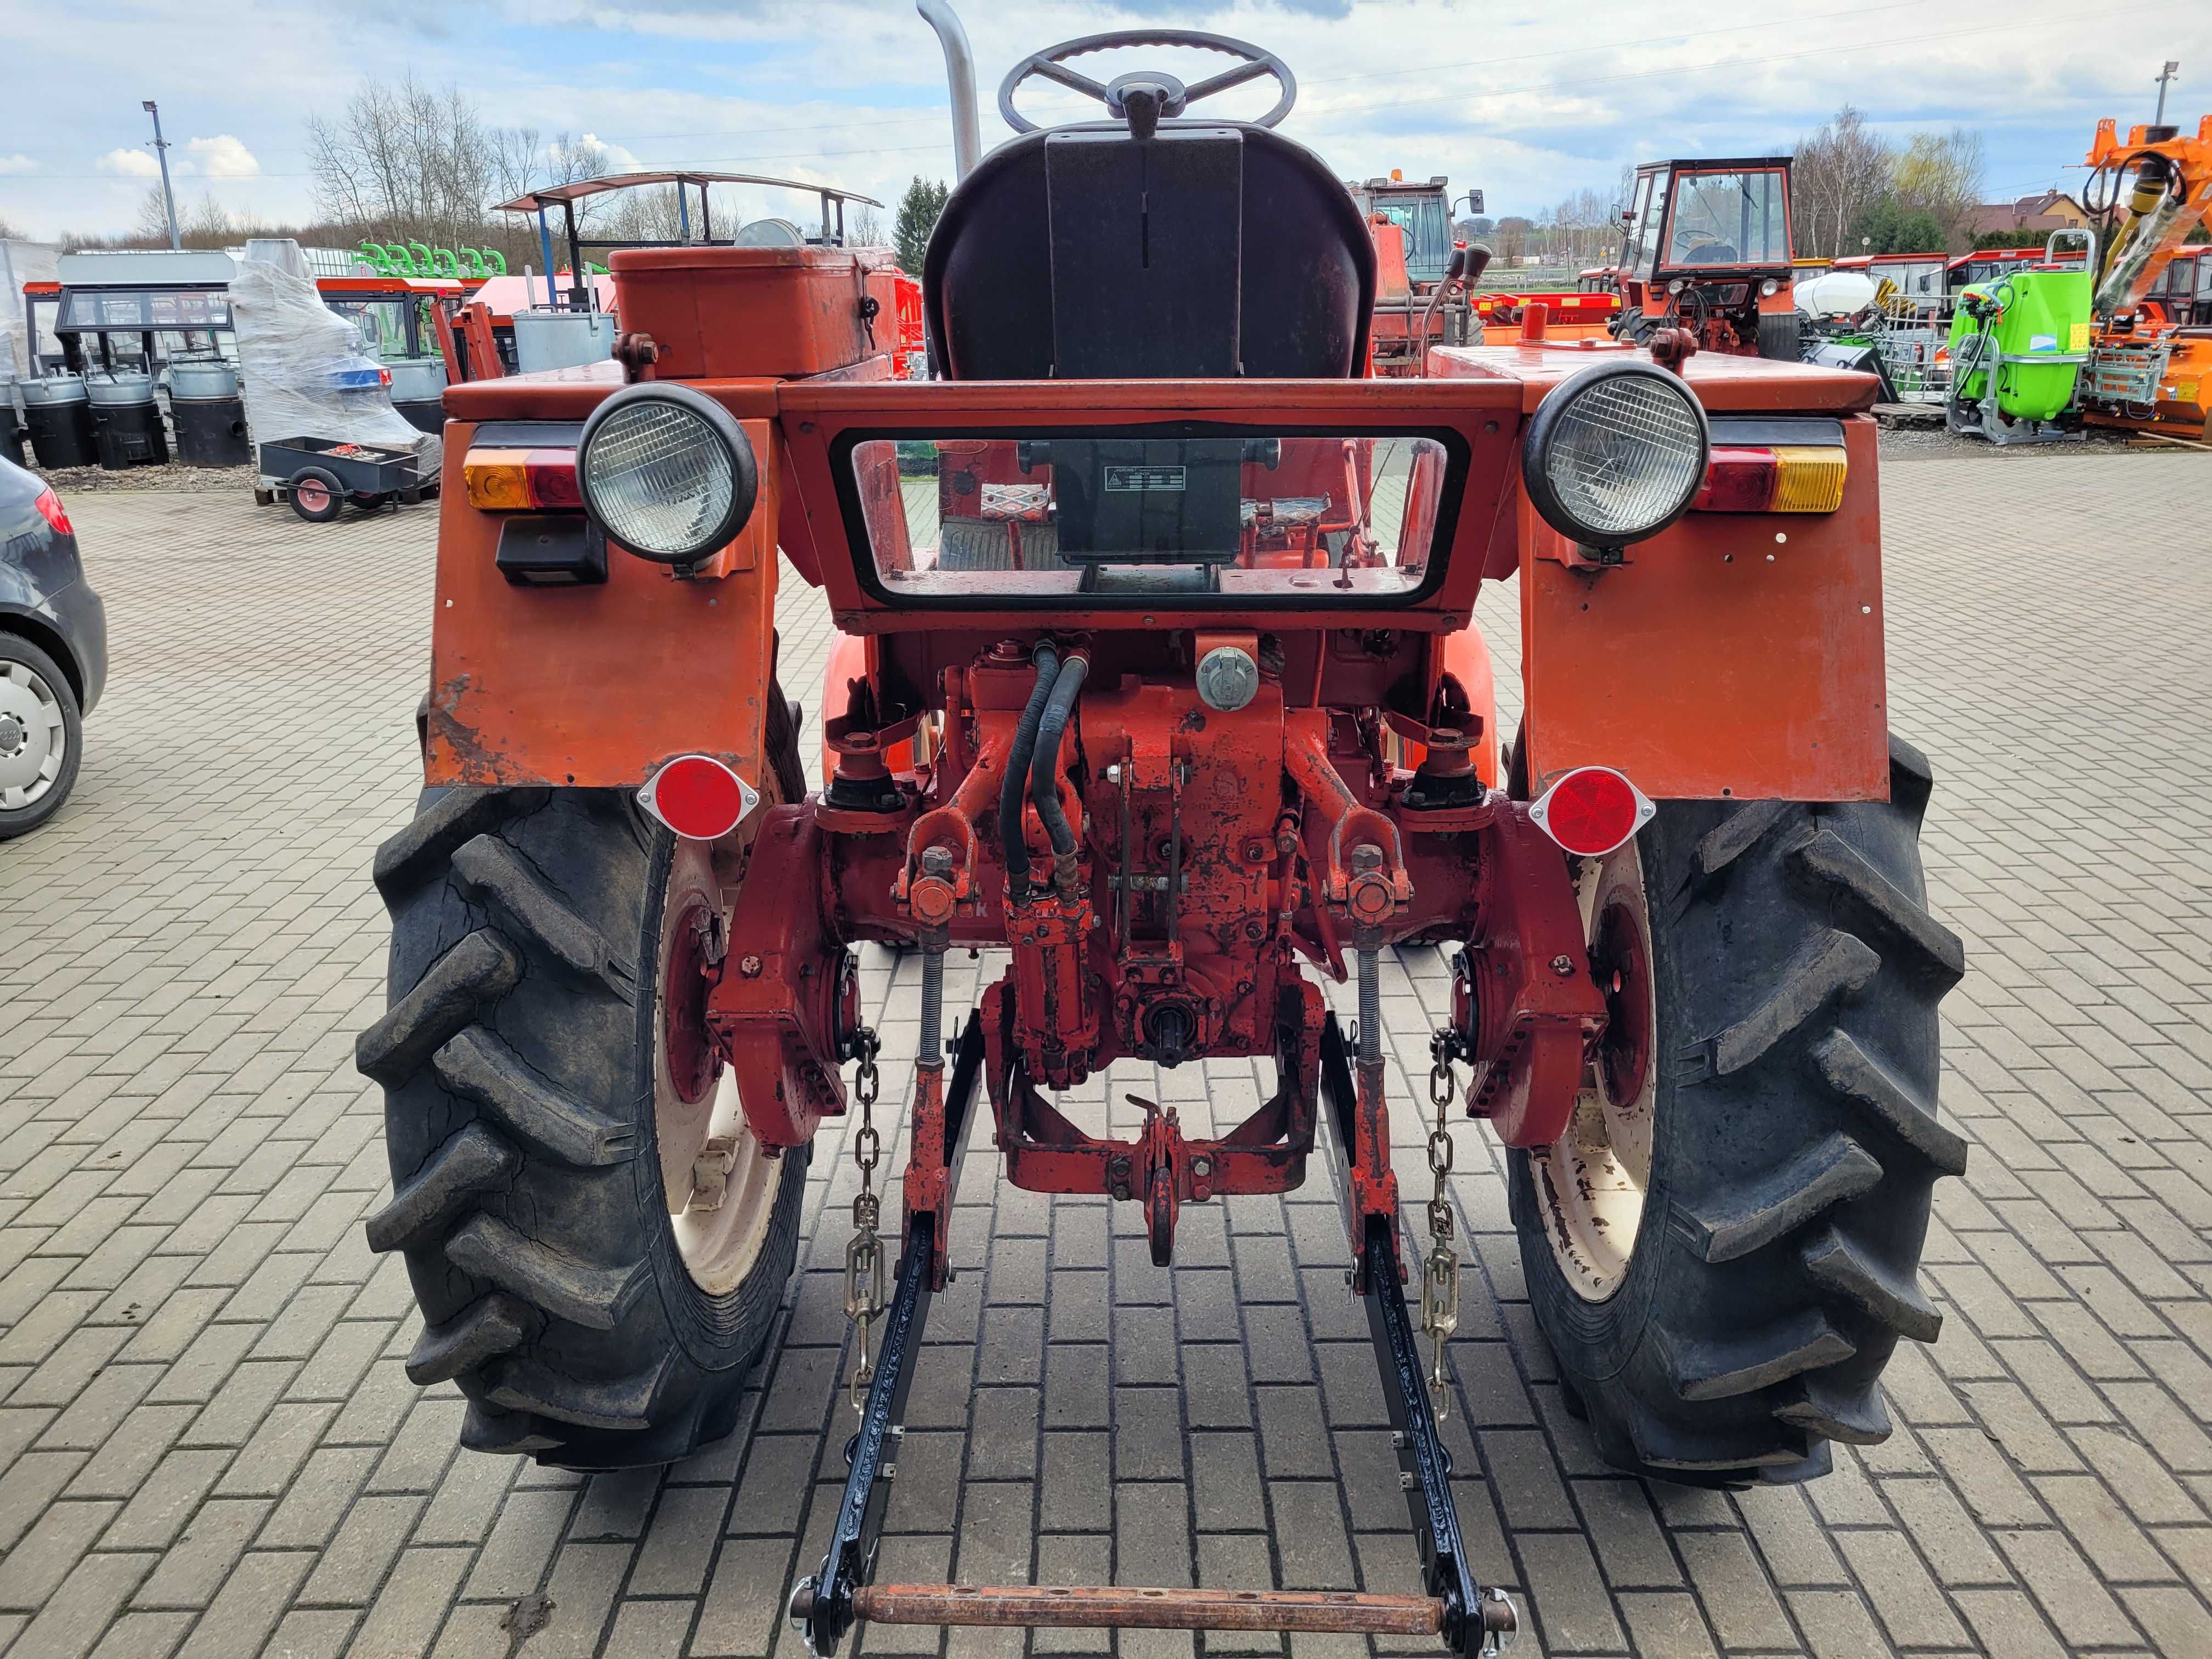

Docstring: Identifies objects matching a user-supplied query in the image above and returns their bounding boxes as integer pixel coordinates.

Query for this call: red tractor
[360,18,1961,1656]
[1606,157,1804,359]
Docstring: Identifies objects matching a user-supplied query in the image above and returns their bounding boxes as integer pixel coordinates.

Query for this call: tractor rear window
[845,434,1451,603]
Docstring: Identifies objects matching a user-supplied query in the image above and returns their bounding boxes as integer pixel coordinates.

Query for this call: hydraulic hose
[1029,652,1088,890]
[1001,642,1060,906]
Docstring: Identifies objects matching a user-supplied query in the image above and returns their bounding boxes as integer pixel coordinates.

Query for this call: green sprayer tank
[1945,268,2094,421]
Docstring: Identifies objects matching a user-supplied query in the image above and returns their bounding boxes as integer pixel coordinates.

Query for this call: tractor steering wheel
[997,30,1297,138]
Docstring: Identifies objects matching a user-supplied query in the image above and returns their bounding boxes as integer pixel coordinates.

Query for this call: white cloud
[0,154,34,176]
[98,147,165,178]
[579,132,644,173]
[186,134,260,178]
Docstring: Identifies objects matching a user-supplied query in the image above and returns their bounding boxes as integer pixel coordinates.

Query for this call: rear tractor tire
[1509,733,1965,1486]
[358,687,814,1469]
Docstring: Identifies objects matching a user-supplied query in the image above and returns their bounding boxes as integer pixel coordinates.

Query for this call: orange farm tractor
[360,13,1963,1655]
[1356,172,1484,376]
[1606,157,1803,360]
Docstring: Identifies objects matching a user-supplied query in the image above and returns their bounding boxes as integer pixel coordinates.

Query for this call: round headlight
[1521,362,1709,549]
[577,383,758,565]
[1667,278,1687,296]
[1760,277,1781,297]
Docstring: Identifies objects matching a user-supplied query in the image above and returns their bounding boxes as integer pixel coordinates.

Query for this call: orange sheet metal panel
[1521,417,1888,803]
[422,420,780,789]
[1429,342,1880,414]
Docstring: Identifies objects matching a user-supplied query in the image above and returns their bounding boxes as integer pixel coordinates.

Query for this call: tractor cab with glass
[1609,157,1802,358]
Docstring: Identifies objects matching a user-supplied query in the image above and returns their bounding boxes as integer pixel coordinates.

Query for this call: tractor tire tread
[1803,1224,1944,1344]
[1773,1374,1894,1446]
[1689,799,1791,888]
[450,833,636,993]
[460,1402,561,1455]
[1679,1132,1884,1264]
[1666,1308,1858,1402]
[1707,929,1879,1076]
[1786,823,1966,986]
[407,1293,533,1385]
[443,1213,650,1332]
[1810,1030,1969,1177]
[430,1028,639,1167]
[487,1350,680,1432]
[365,1122,520,1255]
[356,929,522,1085]
[373,786,548,896]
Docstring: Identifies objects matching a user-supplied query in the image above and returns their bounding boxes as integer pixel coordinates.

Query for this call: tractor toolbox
[611,245,906,379]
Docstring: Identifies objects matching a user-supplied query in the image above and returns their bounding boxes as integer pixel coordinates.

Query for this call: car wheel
[0,634,84,840]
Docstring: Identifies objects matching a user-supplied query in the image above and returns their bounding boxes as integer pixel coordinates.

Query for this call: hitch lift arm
[787,1015,1519,1657]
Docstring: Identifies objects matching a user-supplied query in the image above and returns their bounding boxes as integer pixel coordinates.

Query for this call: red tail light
[32,487,72,537]
[1694,446,1781,512]
[637,755,759,842]
[1529,766,1654,857]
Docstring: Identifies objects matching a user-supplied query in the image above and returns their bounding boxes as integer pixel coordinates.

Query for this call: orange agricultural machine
[359,9,1963,1655]
[2077,115,2212,439]
[1358,172,1484,375]
[1603,157,1803,358]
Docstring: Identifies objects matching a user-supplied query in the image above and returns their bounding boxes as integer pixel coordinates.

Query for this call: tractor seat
[923,121,1377,381]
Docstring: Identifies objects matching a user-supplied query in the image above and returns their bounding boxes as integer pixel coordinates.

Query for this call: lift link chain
[844,1026,885,1417]
[1423,1032,1463,1421]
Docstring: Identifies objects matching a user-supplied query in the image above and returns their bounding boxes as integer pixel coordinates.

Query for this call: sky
[1,0,2207,244]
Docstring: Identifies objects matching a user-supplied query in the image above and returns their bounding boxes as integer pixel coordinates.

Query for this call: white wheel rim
[654,841,780,1297]
[0,661,66,809]
[1528,840,1657,1302]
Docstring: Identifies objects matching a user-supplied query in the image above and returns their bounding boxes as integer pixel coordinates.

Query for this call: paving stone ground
[2,450,2210,1659]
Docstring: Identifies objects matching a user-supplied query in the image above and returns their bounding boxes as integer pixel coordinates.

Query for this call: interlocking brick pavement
[2,450,2209,1658]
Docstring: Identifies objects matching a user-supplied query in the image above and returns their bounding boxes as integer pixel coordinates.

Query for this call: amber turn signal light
[462,448,584,511]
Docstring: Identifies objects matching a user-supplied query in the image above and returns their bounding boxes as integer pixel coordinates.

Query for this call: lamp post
[2154,61,2180,127]
[141,100,180,250]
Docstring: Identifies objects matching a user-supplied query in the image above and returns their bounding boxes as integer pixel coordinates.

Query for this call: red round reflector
[1531,767,1649,857]
[639,755,755,842]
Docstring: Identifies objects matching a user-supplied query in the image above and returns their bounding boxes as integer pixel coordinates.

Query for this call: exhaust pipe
[917,0,983,180]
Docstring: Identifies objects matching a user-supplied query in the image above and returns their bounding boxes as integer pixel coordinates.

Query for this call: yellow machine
[2079,115,2212,439]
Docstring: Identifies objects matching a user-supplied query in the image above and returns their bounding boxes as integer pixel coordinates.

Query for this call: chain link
[843,1026,884,1417]
[1421,1034,1463,1421]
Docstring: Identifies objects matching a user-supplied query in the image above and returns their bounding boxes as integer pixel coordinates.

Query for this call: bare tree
[1791,105,1892,259]
[599,185,689,244]
[132,184,173,246]
[307,72,501,251]
[849,204,887,247]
